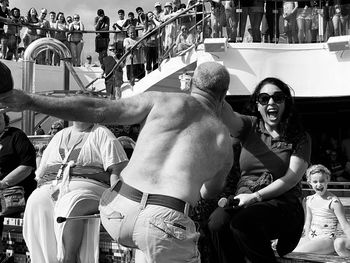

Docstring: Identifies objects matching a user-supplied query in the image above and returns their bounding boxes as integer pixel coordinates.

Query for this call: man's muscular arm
[0,89,156,125]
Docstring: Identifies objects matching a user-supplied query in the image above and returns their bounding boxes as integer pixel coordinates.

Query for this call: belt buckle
[140,192,149,210]
[184,203,190,216]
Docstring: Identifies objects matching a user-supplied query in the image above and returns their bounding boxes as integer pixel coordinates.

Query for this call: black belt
[113,180,190,215]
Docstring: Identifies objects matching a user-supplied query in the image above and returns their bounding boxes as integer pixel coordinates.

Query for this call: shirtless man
[0,61,233,262]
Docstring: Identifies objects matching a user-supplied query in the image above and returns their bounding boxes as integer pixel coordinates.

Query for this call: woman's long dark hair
[245,77,305,144]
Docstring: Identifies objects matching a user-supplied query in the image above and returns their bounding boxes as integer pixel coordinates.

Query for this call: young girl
[293,164,350,255]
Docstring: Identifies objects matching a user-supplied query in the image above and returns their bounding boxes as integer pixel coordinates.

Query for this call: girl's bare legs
[293,237,335,254]
[334,238,350,257]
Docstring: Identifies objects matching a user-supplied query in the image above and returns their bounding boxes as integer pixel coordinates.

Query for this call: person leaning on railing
[36,8,50,65]
[23,8,40,49]
[53,12,69,66]
[123,25,145,83]
[68,14,84,67]
[94,9,110,66]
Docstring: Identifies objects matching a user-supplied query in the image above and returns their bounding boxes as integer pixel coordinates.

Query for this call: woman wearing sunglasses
[208,77,311,263]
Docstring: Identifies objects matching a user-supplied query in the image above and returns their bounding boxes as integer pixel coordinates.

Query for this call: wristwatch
[0,181,10,189]
[254,191,263,202]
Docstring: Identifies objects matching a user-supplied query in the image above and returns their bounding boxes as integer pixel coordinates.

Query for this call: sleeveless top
[307,195,339,239]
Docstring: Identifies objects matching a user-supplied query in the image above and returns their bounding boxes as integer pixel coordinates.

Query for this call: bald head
[192,62,230,101]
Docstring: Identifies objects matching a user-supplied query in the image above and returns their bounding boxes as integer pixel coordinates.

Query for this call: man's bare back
[0,61,233,262]
[122,92,233,205]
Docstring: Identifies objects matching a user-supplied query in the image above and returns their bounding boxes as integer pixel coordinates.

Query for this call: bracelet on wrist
[254,191,263,202]
[0,181,10,189]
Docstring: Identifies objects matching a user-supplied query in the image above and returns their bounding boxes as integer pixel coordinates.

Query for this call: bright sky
[10,0,160,62]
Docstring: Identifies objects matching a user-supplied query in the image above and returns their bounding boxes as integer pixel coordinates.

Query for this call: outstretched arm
[0,89,156,125]
[221,101,244,137]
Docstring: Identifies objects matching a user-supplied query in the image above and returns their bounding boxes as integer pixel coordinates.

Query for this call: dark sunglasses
[257,92,286,105]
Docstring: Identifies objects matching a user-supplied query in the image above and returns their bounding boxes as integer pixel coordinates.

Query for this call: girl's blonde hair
[306,164,331,182]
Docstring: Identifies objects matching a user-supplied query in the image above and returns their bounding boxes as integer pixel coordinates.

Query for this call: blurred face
[173,0,181,7]
[58,14,64,22]
[30,8,37,16]
[40,11,47,19]
[257,84,286,129]
[108,46,116,56]
[13,9,20,17]
[67,16,72,23]
[129,28,136,38]
[73,15,80,22]
[147,12,154,20]
[118,13,124,19]
[181,26,188,34]
[49,13,56,20]
[1,0,9,7]
[309,172,328,196]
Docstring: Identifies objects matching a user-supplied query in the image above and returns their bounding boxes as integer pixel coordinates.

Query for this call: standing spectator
[0,0,9,59]
[174,24,195,53]
[283,1,299,43]
[144,11,159,74]
[68,14,84,67]
[247,0,264,42]
[37,8,50,64]
[297,0,313,43]
[47,11,56,64]
[101,43,124,99]
[66,15,73,45]
[320,0,333,42]
[154,2,164,22]
[122,12,138,36]
[94,9,110,66]
[112,9,126,58]
[161,2,176,56]
[48,11,56,37]
[5,7,23,61]
[136,7,147,28]
[211,0,226,38]
[0,112,37,248]
[123,26,145,83]
[331,0,348,36]
[265,0,284,43]
[23,8,40,50]
[224,0,238,42]
[53,12,69,66]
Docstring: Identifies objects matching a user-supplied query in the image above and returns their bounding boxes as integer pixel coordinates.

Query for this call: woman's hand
[235,193,257,207]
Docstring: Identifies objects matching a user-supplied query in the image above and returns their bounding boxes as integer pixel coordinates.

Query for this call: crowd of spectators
[0,0,349,87]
